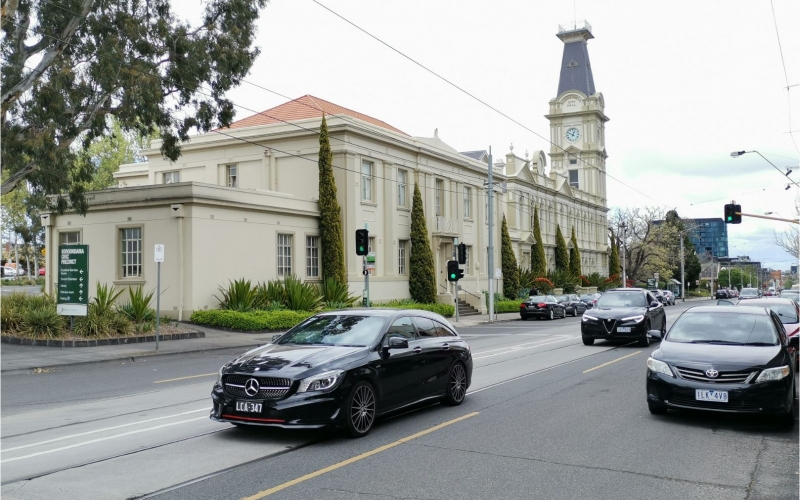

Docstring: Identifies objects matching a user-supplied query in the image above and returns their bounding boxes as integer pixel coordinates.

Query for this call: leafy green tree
[1,0,269,213]
[317,116,346,284]
[569,226,582,278]
[554,225,569,272]
[409,183,436,303]
[531,206,547,277]
[608,230,621,277]
[500,214,519,299]
[77,117,156,191]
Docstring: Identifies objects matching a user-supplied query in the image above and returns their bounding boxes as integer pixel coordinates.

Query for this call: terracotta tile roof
[224,95,408,136]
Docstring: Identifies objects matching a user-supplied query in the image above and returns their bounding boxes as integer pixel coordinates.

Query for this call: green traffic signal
[450,273,456,279]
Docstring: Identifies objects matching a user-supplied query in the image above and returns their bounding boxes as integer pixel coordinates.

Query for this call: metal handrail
[460,288,482,300]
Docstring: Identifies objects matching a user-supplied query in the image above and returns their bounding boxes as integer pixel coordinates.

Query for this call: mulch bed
[1,325,204,347]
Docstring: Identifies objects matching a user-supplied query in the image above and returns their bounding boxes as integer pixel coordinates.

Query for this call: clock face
[566,127,581,142]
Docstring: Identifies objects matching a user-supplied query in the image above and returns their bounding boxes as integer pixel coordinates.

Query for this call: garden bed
[1,326,203,347]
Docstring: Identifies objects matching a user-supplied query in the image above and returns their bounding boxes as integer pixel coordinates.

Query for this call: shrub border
[0,330,204,347]
[186,321,288,334]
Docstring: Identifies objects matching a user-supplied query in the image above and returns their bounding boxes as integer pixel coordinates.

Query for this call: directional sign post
[154,244,164,351]
[57,245,89,319]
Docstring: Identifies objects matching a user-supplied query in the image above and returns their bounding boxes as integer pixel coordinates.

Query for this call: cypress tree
[569,226,582,278]
[317,116,346,284]
[531,206,547,277]
[609,231,621,277]
[501,214,520,299]
[554,225,569,272]
[409,183,436,303]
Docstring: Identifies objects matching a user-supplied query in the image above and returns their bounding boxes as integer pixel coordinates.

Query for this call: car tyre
[582,336,594,346]
[549,309,554,320]
[344,381,376,438]
[520,315,528,321]
[570,308,576,317]
[648,401,667,415]
[443,362,467,406]
[637,322,651,347]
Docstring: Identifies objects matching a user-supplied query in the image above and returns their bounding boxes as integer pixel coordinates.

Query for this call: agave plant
[215,278,257,312]
[119,286,156,323]
[546,269,580,294]
[317,277,357,307]
[282,275,323,311]
[92,282,125,316]
[254,280,286,309]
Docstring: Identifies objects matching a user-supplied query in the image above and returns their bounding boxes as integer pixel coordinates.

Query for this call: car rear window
[737,302,798,324]
[667,311,778,345]
[529,296,548,302]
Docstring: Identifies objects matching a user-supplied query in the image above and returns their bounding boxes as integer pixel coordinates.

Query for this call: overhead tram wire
[769,0,800,155]
[9,20,609,238]
[311,0,672,209]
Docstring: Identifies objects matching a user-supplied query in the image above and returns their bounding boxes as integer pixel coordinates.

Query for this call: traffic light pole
[363,223,370,308]
[487,147,495,323]
[680,234,685,303]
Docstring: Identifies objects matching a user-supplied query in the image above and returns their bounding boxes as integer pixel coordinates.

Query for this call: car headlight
[647,357,674,377]
[755,366,790,383]
[216,366,225,385]
[297,369,345,393]
[621,315,644,323]
[582,314,598,322]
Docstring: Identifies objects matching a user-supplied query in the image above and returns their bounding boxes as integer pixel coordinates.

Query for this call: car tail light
[538,303,547,308]
[520,303,526,309]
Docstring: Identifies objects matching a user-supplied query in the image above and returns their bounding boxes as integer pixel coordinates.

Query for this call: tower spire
[556,21,595,97]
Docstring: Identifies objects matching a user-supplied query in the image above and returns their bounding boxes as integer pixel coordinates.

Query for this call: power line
[769,0,800,154]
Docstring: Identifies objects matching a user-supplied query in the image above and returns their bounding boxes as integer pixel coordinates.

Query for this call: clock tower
[545,21,608,201]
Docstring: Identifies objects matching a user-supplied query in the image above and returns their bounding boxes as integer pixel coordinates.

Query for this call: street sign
[154,244,165,262]
[647,278,656,289]
[366,252,376,271]
[57,244,89,316]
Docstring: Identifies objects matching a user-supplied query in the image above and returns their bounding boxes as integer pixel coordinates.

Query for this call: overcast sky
[178,0,799,269]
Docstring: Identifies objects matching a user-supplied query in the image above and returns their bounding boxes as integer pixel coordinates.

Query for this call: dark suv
[581,288,666,347]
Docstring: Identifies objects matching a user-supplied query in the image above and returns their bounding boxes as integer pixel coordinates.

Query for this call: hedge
[494,300,522,313]
[372,302,455,317]
[190,309,314,331]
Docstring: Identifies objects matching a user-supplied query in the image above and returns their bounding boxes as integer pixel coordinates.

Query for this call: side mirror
[788,336,799,349]
[387,336,409,349]
[648,329,662,339]
[272,334,282,343]
[650,301,661,308]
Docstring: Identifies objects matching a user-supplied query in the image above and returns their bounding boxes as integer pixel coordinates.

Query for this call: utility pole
[620,222,627,288]
[487,147,495,322]
[680,234,685,302]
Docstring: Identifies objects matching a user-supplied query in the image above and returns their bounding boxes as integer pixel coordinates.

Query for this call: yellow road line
[240,411,480,500]
[582,351,642,374]
[153,373,216,384]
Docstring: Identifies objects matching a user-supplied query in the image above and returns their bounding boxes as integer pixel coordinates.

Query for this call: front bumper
[210,382,347,428]
[581,319,647,339]
[646,371,793,414]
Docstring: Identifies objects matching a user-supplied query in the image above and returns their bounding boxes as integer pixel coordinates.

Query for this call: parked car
[39,267,46,276]
[645,305,796,428]
[660,290,676,305]
[520,295,567,321]
[728,288,739,298]
[715,289,730,299]
[581,288,667,347]
[579,293,602,309]
[210,309,472,437]
[739,288,760,300]
[556,294,587,317]
[653,290,668,305]
[3,266,20,277]
[780,290,800,304]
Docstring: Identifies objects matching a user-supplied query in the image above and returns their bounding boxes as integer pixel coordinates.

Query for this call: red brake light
[520,303,526,309]
[538,303,547,308]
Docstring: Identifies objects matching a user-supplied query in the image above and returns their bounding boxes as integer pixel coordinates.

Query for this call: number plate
[235,401,263,413]
[695,389,728,403]
[617,327,632,333]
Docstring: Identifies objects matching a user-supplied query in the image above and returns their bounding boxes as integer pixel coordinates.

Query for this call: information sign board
[57,244,89,316]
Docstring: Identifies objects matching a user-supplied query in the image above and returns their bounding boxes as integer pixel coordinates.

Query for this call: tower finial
[434,128,438,138]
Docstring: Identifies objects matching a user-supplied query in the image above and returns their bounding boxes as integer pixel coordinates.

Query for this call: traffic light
[355,229,369,256]
[457,243,467,264]
[457,268,465,281]
[447,260,460,282]
[724,204,742,224]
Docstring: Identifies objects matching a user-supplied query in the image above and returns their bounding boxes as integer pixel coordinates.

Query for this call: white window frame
[463,186,472,219]
[59,231,81,245]
[226,164,238,188]
[163,171,180,184]
[305,235,319,279]
[361,160,374,202]
[397,169,408,207]
[119,227,143,278]
[398,240,408,275]
[435,179,444,216]
[277,234,293,277]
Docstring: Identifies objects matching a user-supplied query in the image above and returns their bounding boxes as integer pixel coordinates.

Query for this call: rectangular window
[120,227,142,278]
[277,234,293,277]
[163,171,180,184]
[398,240,408,275]
[397,169,407,207]
[59,231,81,245]
[361,160,373,201]
[463,186,472,219]
[465,246,471,274]
[569,170,579,189]
[569,159,577,165]
[226,165,238,188]
[305,236,319,278]
[435,179,444,216]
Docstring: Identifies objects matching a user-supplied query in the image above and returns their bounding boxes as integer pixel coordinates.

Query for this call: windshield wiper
[689,340,746,345]
[744,342,777,346]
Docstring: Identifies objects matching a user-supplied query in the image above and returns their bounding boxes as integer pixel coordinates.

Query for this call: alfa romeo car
[581,288,666,347]
[210,309,472,437]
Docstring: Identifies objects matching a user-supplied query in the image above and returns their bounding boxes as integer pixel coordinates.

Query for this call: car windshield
[595,292,646,308]
[737,302,798,324]
[740,288,758,296]
[580,294,594,300]
[667,311,778,345]
[529,296,548,302]
[278,315,385,347]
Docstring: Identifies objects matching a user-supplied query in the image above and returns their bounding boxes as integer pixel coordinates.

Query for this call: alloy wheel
[549,309,554,320]
[448,363,467,404]
[350,384,375,435]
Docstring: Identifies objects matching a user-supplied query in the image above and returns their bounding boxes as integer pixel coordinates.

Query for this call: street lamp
[731,150,800,188]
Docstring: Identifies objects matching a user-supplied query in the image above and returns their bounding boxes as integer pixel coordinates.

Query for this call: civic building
[43,22,610,317]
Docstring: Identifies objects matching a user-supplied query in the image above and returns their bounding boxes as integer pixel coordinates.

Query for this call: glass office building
[687,218,728,259]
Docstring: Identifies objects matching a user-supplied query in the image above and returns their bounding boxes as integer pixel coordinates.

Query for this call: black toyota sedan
[645,306,797,427]
[520,295,566,320]
[210,309,472,437]
[581,288,666,347]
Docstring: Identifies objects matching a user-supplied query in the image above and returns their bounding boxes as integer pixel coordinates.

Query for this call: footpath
[0,312,521,373]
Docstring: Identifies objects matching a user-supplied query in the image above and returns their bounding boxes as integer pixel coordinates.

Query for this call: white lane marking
[472,336,575,360]
[472,335,572,355]
[1,417,208,463]
[1,408,209,452]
